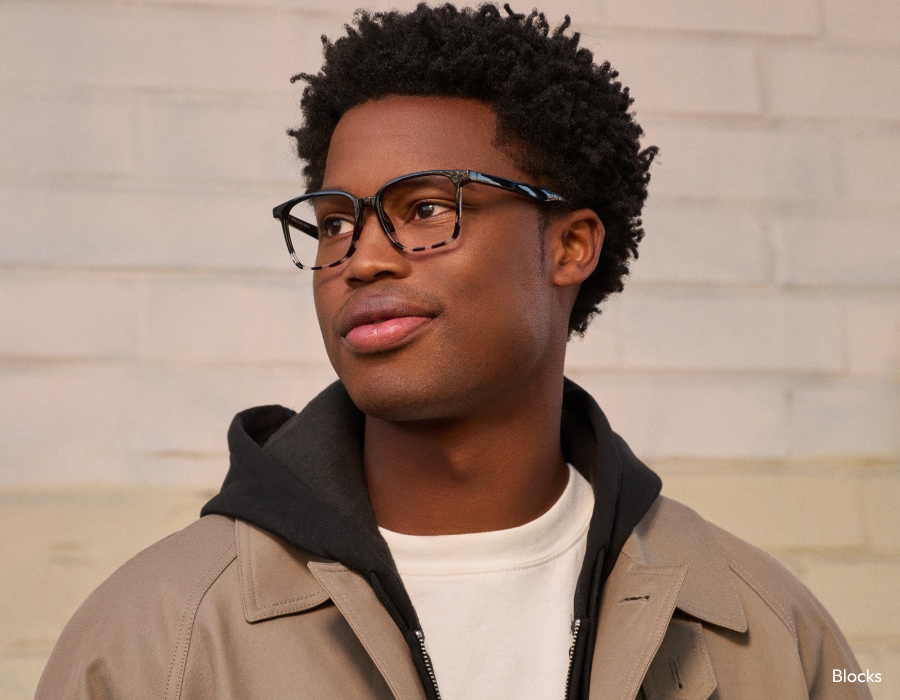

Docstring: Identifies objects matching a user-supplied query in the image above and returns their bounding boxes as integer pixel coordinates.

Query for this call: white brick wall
[581,36,762,116]
[0,92,137,176]
[634,205,772,284]
[766,48,900,122]
[604,0,821,36]
[646,124,840,201]
[843,131,900,204]
[774,216,900,287]
[1,0,897,697]
[823,0,900,48]
[0,272,140,359]
[0,184,287,268]
[617,290,844,372]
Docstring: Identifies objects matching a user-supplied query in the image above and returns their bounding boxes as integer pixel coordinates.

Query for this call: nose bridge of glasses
[356,194,397,239]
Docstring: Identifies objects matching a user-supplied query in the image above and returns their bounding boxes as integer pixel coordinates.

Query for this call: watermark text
[833,669,881,684]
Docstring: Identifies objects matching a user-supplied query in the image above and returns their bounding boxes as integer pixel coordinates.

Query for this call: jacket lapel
[590,561,687,699]
[236,520,426,700]
[590,497,748,700]
[309,562,428,700]
[236,520,330,620]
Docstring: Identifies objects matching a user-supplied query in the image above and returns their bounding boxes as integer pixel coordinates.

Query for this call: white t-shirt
[380,465,595,699]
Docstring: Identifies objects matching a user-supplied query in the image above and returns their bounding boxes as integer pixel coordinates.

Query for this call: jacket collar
[235,495,747,700]
[236,495,748,632]
[621,496,747,633]
[236,518,427,700]
[589,496,746,700]
[204,380,661,630]
[235,518,330,622]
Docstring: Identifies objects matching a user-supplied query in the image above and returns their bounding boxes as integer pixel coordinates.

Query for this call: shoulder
[36,515,238,699]
[629,497,868,698]
[704,516,827,641]
[634,496,852,637]
[653,498,851,645]
[70,513,238,621]
[704,516,866,693]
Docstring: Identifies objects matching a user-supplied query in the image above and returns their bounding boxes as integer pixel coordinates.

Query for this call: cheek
[312,278,327,332]
[445,222,552,346]
[312,272,342,353]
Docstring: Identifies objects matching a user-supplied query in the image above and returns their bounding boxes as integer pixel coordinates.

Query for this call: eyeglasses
[272,169,567,270]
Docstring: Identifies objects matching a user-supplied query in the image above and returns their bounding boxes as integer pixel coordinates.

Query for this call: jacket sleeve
[35,516,237,700]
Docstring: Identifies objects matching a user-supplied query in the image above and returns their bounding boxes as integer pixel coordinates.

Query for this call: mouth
[336,293,439,354]
[345,316,432,351]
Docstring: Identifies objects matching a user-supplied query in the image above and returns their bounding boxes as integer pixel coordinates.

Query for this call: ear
[546,209,604,288]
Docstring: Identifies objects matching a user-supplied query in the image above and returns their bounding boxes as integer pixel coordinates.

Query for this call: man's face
[313,96,570,422]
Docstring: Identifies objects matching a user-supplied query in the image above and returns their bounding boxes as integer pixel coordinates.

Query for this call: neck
[363,374,569,535]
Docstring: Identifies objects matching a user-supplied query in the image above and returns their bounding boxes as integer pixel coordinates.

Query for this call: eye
[319,215,354,238]
[411,201,453,221]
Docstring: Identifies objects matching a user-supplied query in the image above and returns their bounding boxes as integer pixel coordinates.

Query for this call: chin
[340,368,469,423]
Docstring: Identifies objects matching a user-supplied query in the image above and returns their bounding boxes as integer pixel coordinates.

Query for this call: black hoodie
[202,378,661,699]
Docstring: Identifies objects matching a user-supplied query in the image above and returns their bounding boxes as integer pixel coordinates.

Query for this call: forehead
[322,96,526,192]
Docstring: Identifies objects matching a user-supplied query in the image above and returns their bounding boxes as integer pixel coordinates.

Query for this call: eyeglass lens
[285,173,460,268]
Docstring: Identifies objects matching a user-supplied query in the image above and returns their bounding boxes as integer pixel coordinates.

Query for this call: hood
[201,378,661,698]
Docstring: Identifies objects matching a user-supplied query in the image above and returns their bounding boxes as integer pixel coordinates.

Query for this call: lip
[335,293,440,353]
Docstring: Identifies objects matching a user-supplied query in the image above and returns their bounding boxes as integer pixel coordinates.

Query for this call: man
[37,4,868,699]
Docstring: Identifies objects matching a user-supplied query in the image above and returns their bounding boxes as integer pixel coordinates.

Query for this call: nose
[342,204,409,283]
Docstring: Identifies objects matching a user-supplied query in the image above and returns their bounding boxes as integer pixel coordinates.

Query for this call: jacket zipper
[415,629,443,700]
[415,620,582,700]
[564,619,582,700]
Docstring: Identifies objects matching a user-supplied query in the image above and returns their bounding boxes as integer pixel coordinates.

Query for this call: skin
[313,96,604,534]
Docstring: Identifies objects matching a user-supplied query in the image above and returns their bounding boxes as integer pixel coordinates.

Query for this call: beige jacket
[36,495,869,699]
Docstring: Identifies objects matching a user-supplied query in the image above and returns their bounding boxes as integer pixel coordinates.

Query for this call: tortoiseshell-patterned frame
[272,169,567,270]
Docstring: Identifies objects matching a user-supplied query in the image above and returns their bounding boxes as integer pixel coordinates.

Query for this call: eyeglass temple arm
[467,172,566,204]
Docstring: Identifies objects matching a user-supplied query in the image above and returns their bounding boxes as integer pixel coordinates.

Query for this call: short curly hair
[290,2,657,336]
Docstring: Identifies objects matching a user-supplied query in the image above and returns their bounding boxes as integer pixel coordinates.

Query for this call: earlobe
[549,209,604,288]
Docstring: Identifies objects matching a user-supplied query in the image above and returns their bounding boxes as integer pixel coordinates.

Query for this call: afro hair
[290,2,657,336]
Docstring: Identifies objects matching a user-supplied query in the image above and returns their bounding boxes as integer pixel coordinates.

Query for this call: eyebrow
[315,183,352,193]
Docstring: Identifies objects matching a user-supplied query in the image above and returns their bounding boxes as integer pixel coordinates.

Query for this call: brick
[0,92,134,176]
[766,48,900,122]
[586,37,760,116]
[618,290,843,372]
[789,384,900,459]
[0,184,290,270]
[140,275,329,364]
[565,374,790,460]
[127,0,428,21]
[824,0,900,48]
[872,648,900,700]
[564,303,622,369]
[659,472,865,550]
[0,363,338,485]
[605,0,820,36]
[0,3,332,93]
[0,366,142,480]
[633,204,772,285]
[137,96,302,184]
[0,487,208,667]
[845,300,900,377]
[861,474,900,553]
[0,657,46,700]
[774,216,900,287]
[0,272,139,360]
[124,453,229,487]
[800,561,900,638]
[647,124,838,202]
[130,365,338,456]
[842,133,900,205]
